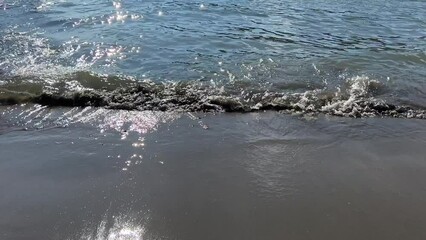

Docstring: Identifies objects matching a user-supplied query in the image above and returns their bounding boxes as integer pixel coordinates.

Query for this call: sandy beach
[1,105,426,239]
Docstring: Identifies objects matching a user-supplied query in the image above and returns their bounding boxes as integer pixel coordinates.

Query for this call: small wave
[1,74,425,119]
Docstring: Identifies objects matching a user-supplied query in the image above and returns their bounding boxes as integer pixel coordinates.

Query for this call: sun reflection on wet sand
[96,109,180,136]
[78,215,145,240]
[1,105,182,173]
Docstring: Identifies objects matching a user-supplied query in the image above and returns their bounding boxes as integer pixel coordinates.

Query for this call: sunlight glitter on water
[36,0,55,11]
[1,105,181,137]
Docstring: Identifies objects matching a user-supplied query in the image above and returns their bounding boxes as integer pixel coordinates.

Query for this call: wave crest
[1,74,425,119]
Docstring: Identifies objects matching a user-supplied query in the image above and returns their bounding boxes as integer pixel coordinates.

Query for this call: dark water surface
[0,0,426,115]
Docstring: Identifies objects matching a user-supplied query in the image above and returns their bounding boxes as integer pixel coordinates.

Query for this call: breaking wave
[1,72,425,119]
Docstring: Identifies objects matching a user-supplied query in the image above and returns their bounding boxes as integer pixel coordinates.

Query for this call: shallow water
[1,105,426,239]
[0,0,426,115]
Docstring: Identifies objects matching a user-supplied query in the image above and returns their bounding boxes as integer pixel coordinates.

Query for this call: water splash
[1,72,425,118]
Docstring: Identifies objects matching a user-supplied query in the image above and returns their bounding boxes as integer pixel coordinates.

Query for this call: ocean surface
[0,0,426,116]
[1,0,426,239]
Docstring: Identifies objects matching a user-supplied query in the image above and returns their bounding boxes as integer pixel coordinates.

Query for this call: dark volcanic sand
[1,105,426,240]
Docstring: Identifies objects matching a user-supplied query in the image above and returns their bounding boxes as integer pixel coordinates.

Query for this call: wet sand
[1,106,426,240]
